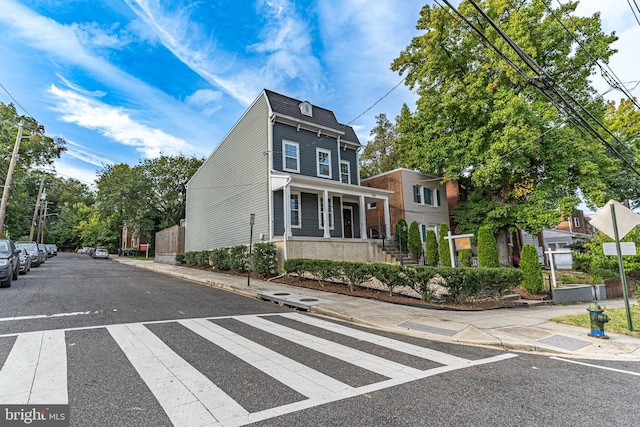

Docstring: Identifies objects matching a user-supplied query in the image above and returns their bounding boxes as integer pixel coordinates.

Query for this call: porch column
[359,195,367,239]
[322,190,330,238]
[283,184,291,237]
[383,196,391,238]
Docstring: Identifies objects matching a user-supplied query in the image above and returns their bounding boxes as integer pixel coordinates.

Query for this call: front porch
[272,237,397,265]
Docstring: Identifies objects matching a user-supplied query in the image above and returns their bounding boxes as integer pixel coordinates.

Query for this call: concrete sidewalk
[113,257,640,361]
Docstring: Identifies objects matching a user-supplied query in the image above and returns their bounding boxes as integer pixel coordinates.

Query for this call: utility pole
[29,174,46,241]
[0,121,24,237]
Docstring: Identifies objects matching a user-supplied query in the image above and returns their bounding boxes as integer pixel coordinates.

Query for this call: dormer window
[299,101,312,117]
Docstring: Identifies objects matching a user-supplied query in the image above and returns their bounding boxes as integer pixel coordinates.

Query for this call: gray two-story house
[185,89,392,263]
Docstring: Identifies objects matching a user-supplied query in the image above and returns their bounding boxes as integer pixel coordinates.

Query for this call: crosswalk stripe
[280,312,471,366]
[235,315,425,380]
[108,323,248,427]
[179,318,354,399]
[0,330,67,404]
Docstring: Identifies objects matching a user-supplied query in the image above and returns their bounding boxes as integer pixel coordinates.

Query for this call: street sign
[589,200,640,239]
[603,242,636,256]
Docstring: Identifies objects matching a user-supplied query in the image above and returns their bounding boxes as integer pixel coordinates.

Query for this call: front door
[343,207,353,238]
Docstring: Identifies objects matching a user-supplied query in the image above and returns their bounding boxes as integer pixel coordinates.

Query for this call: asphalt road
[0,253,638,426]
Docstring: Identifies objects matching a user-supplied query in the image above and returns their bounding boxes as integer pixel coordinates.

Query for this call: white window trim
[290,191,302,229]
[316,148,332,179]
[340,160,351,184]
[367,202,377,210]
[283,140,300,173]
[432,189,440,207]
[573,217,580,228]
[318,195,335,229]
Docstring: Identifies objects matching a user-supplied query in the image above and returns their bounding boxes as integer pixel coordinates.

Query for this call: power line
[627,0,640,26]
[0,82,34,119]
[551,0,640,110]
[441,0,640,178]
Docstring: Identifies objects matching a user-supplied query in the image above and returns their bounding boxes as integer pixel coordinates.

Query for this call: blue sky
[0,0,638,189]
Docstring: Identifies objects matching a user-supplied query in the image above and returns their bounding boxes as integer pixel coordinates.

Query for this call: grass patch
[550,304,640,338]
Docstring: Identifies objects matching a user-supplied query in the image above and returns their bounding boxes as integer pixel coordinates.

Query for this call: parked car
[18,248,31,274]
[37,244,47,263]
[46,244,58,256]
[0,239,20,287]
[93,247,109,259]
[16,241,44,267]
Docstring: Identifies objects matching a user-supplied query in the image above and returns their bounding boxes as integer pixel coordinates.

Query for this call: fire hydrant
[587,301,609,339]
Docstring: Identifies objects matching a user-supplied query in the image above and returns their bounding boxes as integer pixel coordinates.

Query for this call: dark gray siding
[339,148,358,185]
[273,123,342,182]
[272,191,342,238]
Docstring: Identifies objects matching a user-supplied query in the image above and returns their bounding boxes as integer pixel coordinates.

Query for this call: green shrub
[395,219,408,252]
[458,249,472,267]
[307,259,338,286]
[184,250,209,267]
[477,225,499,268]
[438,223,451,267]
[229,245,249,272]
[408,266,439,302]
[407,221,422,262]
[425,229,439,266]
[252,242,278,278]
[338,262,374,291]
[175,253,185,264]
[283,258,309,280]
[572,252,592,273]
[210,248,231,270]
[520,244,543,294]
[373,264,411,296]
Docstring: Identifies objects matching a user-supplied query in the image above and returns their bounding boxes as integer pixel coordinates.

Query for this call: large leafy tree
[359,113,403,178]
[391,0,619,266]
[1,102,65,238]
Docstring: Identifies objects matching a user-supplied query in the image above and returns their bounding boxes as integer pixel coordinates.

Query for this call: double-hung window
[318,196,334,229]
[317,148,332,178]
[340,160,350,184]
[573,217,580,228]
[423,187,432,205]
[290,192,301,228]
[412,185,421,204]
[283,141,299,172]
[433,189,441,207]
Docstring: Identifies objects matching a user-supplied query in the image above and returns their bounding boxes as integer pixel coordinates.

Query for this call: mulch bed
[181,264,538,311]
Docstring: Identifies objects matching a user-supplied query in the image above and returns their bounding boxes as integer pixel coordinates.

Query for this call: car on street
[16,241,44,267]
[46,244,58,256]
[0,239,20,287]
[93,247,109,259]
[18,248,31,274]
[37,244,47,263]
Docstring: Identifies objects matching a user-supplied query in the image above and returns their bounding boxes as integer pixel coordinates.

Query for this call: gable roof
[264,89,360,146]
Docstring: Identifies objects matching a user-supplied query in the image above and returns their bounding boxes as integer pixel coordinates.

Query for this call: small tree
[438,222,451,267]
[407,221,422,262]
[477,226,499,268]
[521,244,543,294]
[395,219,408,252]
[459,249,472,267]
[425,229,439,266]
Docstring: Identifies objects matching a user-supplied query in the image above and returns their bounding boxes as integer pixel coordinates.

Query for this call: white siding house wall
[185,94,270,251]
[401,170,449,229]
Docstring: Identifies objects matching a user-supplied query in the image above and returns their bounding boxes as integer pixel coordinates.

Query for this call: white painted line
[239,353,518,426]
[107,323,248,426]
[550,357,640,376]
[0,330,68,404]
[279,312,471,366]
[179,318,353,399]
[236,316,424,380]
[0,311,91,322]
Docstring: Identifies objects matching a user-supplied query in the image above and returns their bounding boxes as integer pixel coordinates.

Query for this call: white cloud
[122,0,325,106]
[64,140,115,167]
[53,159,100,188]
[48,84,194,158]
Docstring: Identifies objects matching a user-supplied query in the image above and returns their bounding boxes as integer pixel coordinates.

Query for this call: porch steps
[375,242,421,267]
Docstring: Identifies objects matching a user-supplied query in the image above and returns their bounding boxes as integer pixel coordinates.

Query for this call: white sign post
[589,200,640,331]
[444,232,474,267]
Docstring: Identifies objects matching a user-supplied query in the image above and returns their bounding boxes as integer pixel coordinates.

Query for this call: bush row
[176,242,278,278]
[283,259,522,303]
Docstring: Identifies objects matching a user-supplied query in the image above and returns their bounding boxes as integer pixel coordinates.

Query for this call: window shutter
[413,185,419,203]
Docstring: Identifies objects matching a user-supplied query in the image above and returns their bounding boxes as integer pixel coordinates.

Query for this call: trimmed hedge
[283,258,522,303]
[477,225,499,268]
[438,223,451,267]
[520,244,543,294]
[425,229,438,266]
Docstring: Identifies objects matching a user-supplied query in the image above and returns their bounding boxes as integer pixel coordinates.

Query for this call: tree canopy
[359,112,403,178]
[391,0,622,266]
